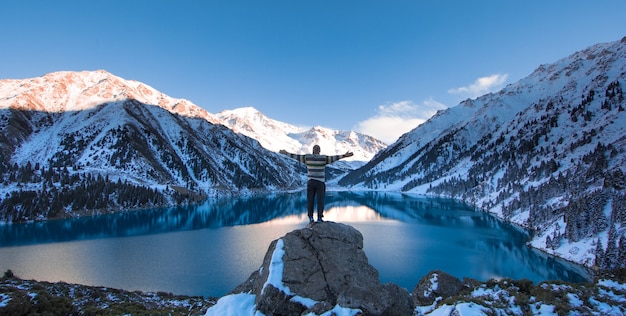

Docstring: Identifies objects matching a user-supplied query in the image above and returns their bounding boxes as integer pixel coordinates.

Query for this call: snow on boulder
[213,221,414,316]
[412,270,467,306]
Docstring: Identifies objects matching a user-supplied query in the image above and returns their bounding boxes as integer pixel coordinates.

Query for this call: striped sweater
[283,153,344,183]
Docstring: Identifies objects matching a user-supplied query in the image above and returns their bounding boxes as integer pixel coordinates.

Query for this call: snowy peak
[216,107,387,163]
[357,37,626,177]
[514,37,626,101]
[0,70,219,124]
[217,106,304,143]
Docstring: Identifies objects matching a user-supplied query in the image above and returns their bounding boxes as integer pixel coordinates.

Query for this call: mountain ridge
[339,37,626,271]
[216,106,387,166]
[0,70,220,122]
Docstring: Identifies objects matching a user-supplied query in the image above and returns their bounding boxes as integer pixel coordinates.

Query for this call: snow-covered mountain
[340,37,626,271]
[0,70,306,222]
[216,107,387,166]
[0,70,220,123]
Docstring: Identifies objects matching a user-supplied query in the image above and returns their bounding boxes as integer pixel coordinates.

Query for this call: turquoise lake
[0,191,590,297]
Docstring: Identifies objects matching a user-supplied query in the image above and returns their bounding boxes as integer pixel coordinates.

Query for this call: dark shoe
[317,217,324,222]
[309,216,314,223]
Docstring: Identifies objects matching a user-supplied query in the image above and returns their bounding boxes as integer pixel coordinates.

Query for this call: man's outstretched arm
[326,151,354,164]
[279,149,307,164]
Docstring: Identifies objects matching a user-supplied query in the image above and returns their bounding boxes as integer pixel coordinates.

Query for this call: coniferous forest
[0,161,190,223]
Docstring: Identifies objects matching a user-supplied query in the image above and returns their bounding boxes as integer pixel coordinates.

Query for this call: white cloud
[448,74,508,98]
[355,99,447,144]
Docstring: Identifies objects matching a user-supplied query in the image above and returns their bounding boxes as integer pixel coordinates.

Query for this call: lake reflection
[0,191,590,297]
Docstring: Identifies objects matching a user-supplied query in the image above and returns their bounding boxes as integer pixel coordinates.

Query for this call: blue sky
[1,1,625,143]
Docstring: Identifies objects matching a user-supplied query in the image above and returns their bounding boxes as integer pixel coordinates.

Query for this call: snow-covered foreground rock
[208,221,413,316]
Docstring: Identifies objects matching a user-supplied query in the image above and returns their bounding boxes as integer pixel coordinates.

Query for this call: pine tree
[618,235,626,269]
[594,238,605,269]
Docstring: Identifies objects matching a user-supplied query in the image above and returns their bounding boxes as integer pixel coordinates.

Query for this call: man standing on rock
[280,145,353,223]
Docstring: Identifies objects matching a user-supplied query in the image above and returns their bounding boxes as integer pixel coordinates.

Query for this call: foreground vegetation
[416,269,626,315]
[0,270,216,316]
[2,269,625,315]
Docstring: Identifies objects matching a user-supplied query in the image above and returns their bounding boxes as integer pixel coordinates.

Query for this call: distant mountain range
[214,107,388,183]
[0,71,383,222]
[340,37,626,270]
[216,106,387,170]
[1,37,625,272]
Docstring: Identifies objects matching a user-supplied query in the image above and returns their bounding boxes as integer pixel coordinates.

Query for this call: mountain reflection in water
[0,191,591,297]
[0,192,475,246]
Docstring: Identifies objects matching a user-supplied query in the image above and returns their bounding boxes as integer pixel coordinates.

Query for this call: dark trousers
[306,179,326,218]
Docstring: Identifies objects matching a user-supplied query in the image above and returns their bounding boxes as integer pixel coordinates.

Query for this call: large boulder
[232,221,415,315]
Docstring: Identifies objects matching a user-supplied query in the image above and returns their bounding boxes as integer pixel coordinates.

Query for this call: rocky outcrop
[232,221,414,315]
[412,270,466,306]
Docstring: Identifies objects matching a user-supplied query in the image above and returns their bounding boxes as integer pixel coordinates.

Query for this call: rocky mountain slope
[0,71,307,222]
[339,37,626,272]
